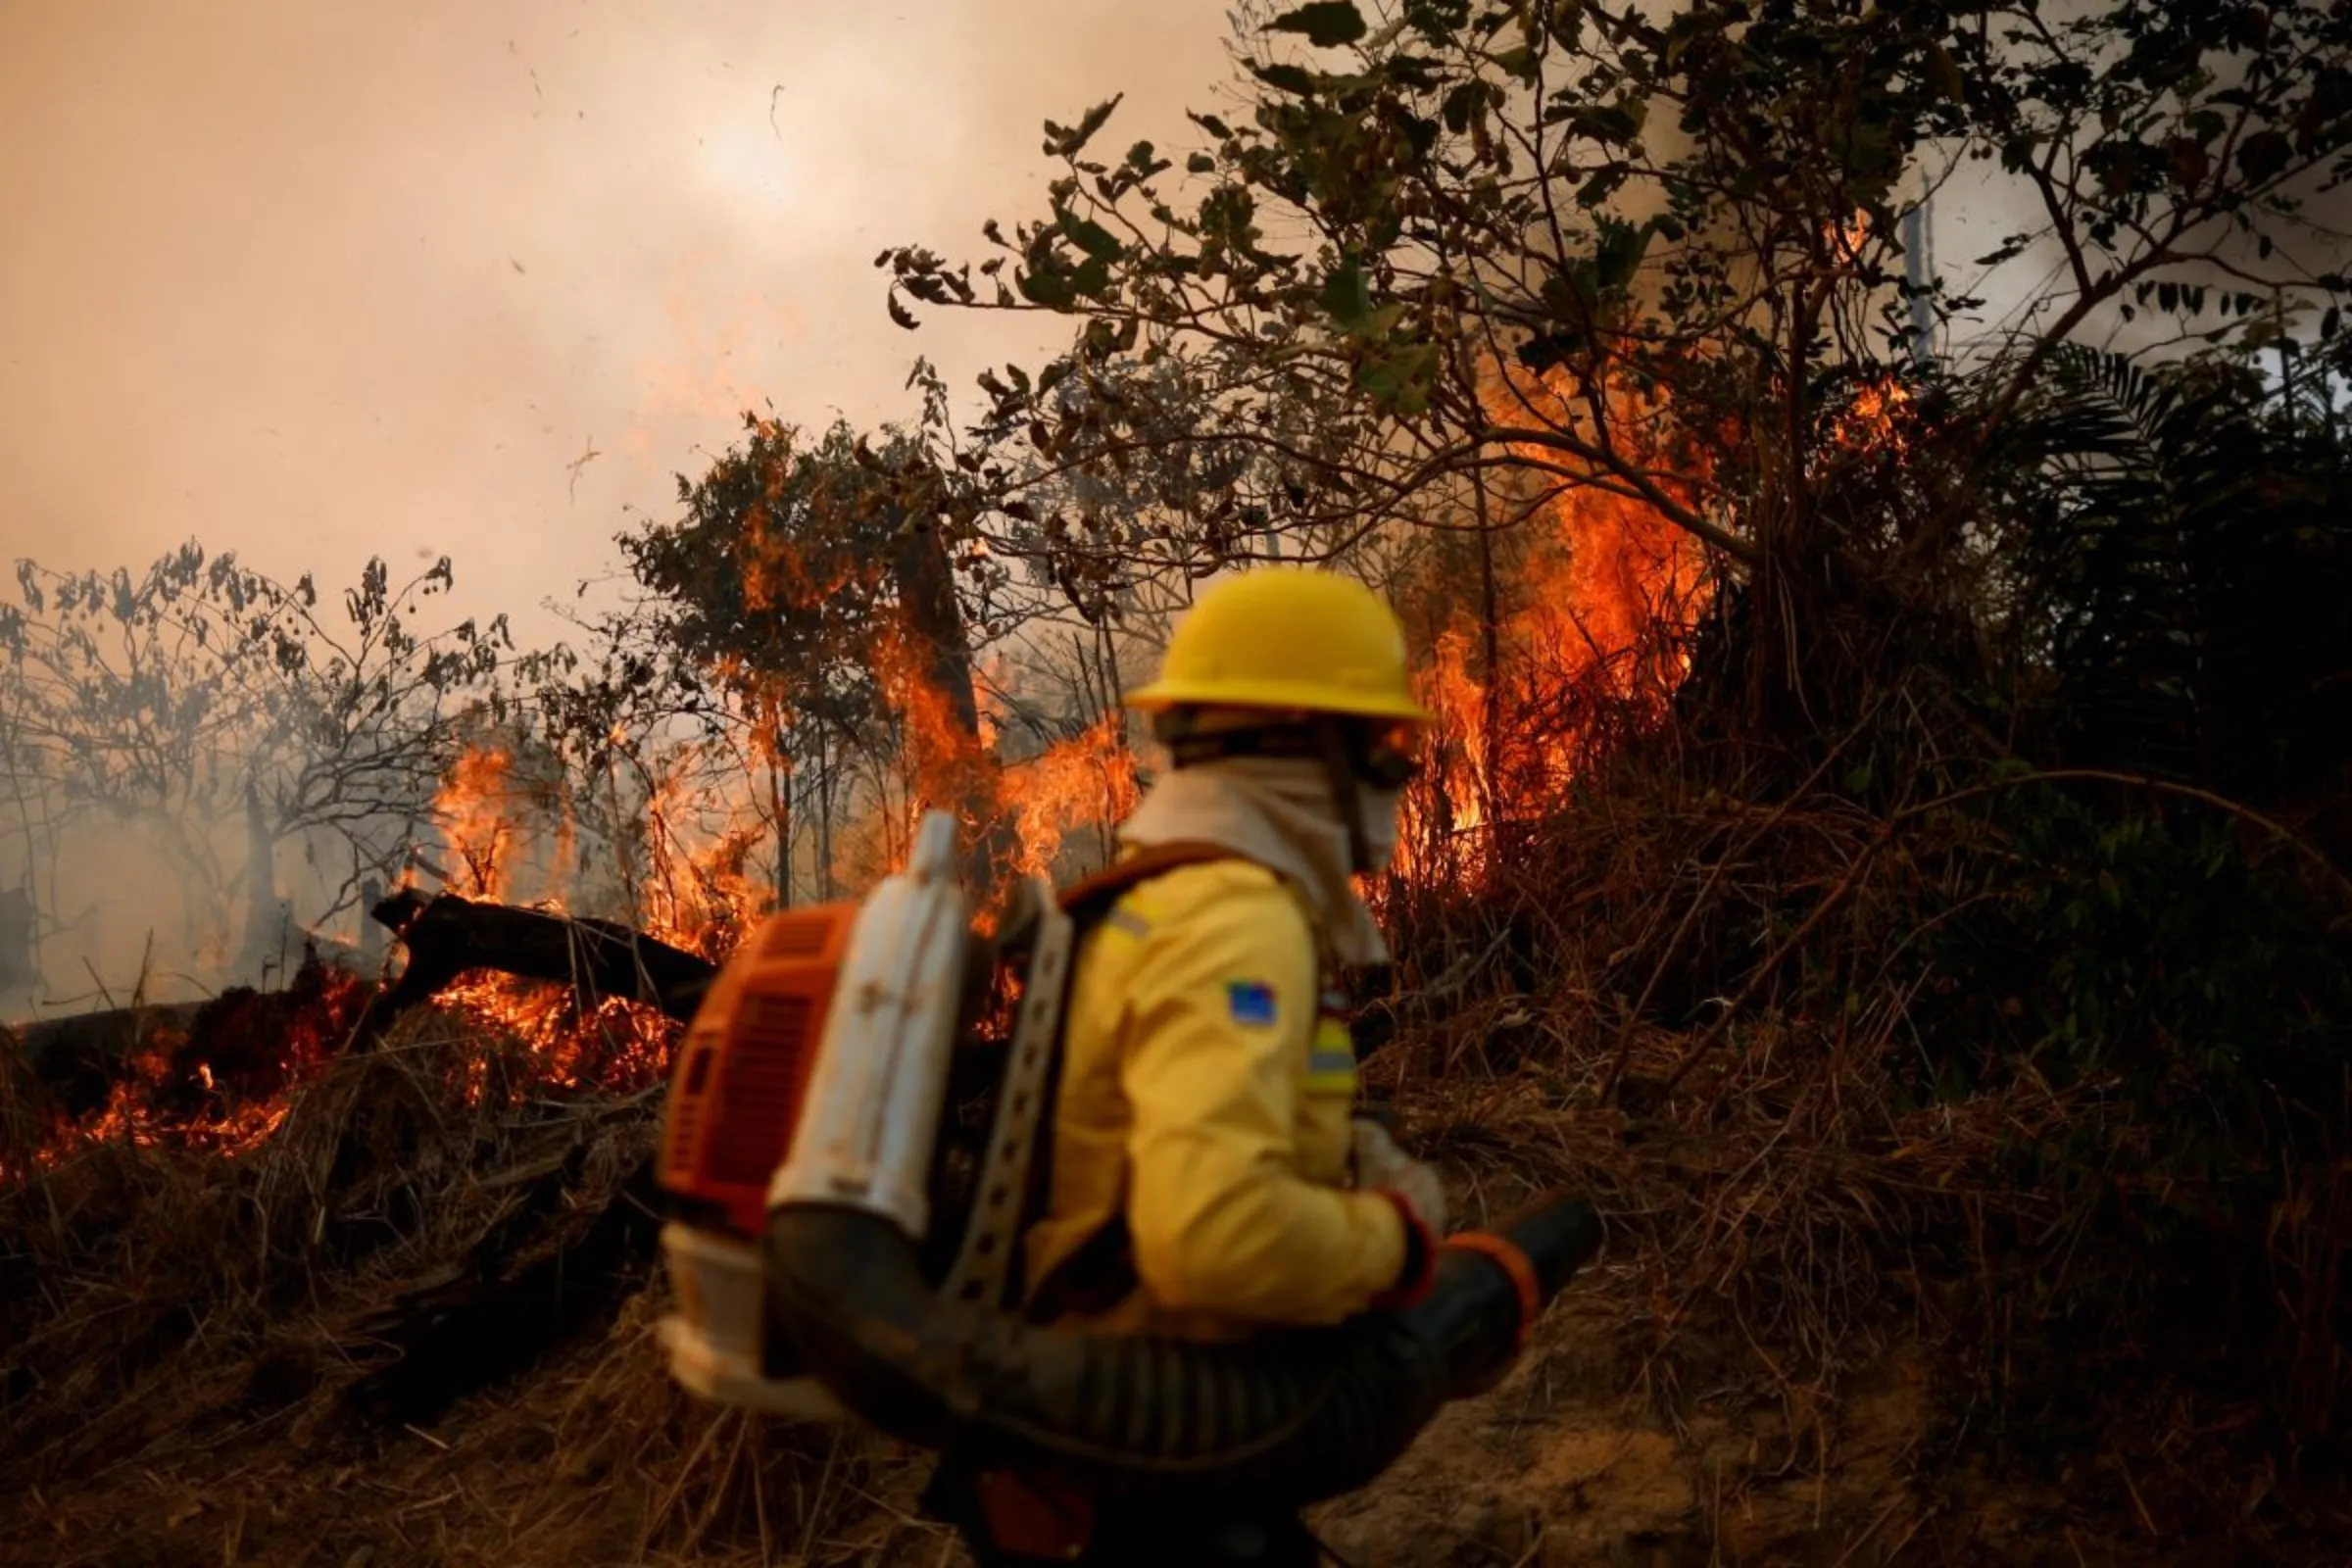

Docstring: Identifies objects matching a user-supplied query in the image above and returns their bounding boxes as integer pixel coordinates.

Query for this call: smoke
[0,1,1236,652]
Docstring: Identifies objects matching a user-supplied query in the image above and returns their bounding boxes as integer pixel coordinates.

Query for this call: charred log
[3,957,375,1120]
[368,888,719,1024]
[6,897,720,1125]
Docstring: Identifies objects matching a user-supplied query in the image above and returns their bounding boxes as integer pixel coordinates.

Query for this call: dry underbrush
[8,758,2351,1563]
[1367,739,2352,1561]
[0,1000,914,1566]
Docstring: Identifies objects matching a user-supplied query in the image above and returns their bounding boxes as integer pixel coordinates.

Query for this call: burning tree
[855,0,2352,1491]
[876,0,2350,755]
[550,410,1147,910]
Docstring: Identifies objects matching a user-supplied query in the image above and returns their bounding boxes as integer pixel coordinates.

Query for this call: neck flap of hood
[1114,757,1390,966]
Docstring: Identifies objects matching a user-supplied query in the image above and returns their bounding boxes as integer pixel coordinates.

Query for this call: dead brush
[1366,741,2081,1452]
[1371,681,2352,1554]
[496,1288,917,1568]
[0,997,669,1487]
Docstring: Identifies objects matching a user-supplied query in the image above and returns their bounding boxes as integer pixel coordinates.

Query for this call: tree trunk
[769,752,792,910]
[237,782,283,978]
[887,505,1015,901]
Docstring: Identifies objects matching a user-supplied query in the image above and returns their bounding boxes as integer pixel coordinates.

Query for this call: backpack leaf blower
[657,810,1604,1504]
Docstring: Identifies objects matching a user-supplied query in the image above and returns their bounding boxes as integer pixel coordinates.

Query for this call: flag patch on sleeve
[1225,980,1279,1028]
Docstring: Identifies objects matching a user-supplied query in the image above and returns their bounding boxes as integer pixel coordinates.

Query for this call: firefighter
[928,567,1450,1566]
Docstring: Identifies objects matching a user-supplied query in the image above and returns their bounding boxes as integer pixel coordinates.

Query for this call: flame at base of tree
[435,744,519,898]
[1005,711,1141,882]
[1397,369,1715,888]
[872,617,1140,892]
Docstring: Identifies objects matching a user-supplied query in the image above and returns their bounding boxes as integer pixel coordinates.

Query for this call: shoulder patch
[1224,979,1280,1029]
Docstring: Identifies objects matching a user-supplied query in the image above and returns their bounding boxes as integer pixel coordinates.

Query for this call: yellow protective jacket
[1021,857,1409,1340]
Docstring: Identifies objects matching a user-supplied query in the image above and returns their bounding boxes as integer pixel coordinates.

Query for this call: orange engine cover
[660,903,858,1238]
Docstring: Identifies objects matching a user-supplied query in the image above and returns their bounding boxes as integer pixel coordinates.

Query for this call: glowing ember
[11,962,372,1176]
[434,974,677,1094]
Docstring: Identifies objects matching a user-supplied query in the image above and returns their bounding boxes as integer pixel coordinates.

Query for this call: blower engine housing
[656,813,976,1419]
[659,902,858,1241]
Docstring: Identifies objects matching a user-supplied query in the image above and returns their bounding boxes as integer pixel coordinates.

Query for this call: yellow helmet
[1124,568,1433,723]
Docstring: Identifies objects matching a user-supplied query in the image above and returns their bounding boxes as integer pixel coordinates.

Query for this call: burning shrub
[0,984,679,1478]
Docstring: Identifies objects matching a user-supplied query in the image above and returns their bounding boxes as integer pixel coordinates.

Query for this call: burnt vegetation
[6,0,2352,1562]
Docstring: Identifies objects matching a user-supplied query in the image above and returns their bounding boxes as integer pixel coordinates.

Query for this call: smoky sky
[0,1,1235,647]
[7,4,2336,659]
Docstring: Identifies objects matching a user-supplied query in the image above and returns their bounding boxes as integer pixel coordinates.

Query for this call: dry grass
[1364,732,2352,1560]
[9,749,2352,1562]
[0,976,954,1567]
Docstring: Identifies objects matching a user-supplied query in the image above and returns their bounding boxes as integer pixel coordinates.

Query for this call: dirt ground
[9,1273,2216,1568]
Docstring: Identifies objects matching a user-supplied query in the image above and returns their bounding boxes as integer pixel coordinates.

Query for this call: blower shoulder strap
[1054,840,1243,923]
[1004,842,1243,1324]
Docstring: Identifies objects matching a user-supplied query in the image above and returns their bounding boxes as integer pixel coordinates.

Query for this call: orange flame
[1005,714,1141,882]
[433,744,518,899]
[13,963,371,1177]
[1396,364,1713,884]
[1835,376,1913,455]
[870,619,1000,833]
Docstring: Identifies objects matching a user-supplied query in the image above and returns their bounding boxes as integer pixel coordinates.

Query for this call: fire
[434,974,677,1094]
[12,961,371,1178]
[641,769,770,957]
[870,617,1002,836]
[1396,363,1712,884]
[1835,376,1913,455]
[434,744,518,899]
[1828,207,1873,266]
[1005,713,1141,882]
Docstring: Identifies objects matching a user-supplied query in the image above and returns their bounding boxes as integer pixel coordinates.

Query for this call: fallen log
[4,898,722,1122]
[368,888,719,1024]
[3,959,377,1120]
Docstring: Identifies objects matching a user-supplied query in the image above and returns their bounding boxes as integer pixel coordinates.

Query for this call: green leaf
[1442,81,1483,134]
[1268,1,1367,47]
[1017,270,1077,309]
[1057,208,1125,264]
[1319,258,1373,331]
[1250,61,1320,95]
[1568,102,1645,145]
[1045,95,1125,158]
[1594,217,1650,292]
[1187,152,1218,173]
[1516,329,1583,372]
[1355,340,1440,416]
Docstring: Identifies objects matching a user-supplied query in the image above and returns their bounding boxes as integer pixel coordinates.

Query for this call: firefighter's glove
[1352,1116,1447,1240]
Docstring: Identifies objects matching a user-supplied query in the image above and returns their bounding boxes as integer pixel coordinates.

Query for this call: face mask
[1356,785,1402,875]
